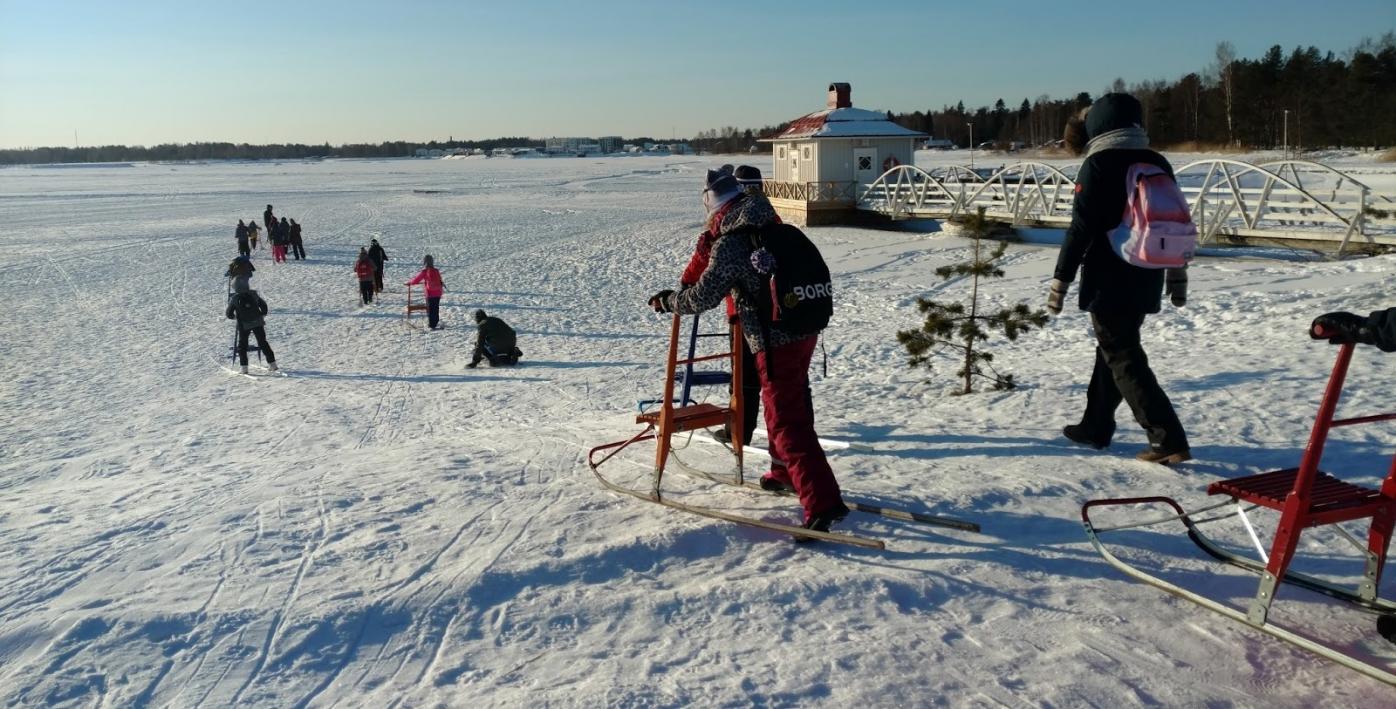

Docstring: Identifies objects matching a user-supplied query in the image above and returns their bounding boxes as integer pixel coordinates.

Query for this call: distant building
[668,143,692,155]
[761,82,925,225]
[545,137,589,154]
[598,136,623,154]
[923,138,954,150]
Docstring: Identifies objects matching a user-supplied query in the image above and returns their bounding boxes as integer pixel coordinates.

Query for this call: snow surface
[0,155,1393,706]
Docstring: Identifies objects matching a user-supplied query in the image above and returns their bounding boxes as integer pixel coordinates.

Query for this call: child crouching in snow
[406,255,445,329]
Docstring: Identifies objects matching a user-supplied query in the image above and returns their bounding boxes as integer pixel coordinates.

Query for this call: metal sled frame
[588,312,887,548]
[1082,341,1396,686]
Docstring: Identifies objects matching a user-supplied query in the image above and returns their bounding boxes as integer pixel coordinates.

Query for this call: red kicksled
[1083,327,1396,686]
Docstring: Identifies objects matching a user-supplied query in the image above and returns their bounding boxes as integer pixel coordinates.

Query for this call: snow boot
[759,474,796,493]
[1136,446,1192,466]
[1062,425,1110,450]
[795,503,850,542]
[240,365,249,375]
[711,427,732,445]
[268,361,279,372]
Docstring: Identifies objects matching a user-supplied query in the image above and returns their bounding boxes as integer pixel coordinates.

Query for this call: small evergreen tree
[896,207,1049,394]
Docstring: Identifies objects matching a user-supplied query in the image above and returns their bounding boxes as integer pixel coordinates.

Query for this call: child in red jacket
[354,248,376,305]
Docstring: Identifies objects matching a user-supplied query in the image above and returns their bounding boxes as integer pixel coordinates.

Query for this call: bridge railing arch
[856,158,1396,250]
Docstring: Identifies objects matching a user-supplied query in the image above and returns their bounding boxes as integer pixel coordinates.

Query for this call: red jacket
[407,267,444,297]
[354,257,375,281]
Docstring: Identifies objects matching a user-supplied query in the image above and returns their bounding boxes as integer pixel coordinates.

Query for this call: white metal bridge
[857,160,1396,251]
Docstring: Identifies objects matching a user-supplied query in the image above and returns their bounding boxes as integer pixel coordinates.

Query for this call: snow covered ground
[0,155,1393,706]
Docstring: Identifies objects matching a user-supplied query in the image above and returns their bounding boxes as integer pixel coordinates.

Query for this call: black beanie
[1085,93,1144,140]
[733,165,763,184]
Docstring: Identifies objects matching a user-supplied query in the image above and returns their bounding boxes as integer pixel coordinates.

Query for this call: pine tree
[896,208,1049,394]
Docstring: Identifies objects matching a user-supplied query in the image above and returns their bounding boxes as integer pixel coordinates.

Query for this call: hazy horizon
[2,0,1393,150]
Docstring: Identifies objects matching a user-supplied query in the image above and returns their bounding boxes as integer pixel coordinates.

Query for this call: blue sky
[1,0,1392,148]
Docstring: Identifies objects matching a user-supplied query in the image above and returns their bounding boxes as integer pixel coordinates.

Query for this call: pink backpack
[1108,163,1197,269]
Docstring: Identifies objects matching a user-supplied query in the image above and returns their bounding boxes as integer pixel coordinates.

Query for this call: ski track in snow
[0,154,1393,706]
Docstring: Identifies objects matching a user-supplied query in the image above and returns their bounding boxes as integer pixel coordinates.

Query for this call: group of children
[224,208,524,374]
[234,204,305,264]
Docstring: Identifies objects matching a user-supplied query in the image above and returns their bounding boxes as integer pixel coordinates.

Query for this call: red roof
[764,107,927,141]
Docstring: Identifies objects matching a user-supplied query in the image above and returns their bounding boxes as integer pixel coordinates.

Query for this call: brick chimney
[827,82,851,109]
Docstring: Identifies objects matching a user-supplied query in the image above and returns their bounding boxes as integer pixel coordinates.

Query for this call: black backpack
[232,292,262,323]
[745,223,833,335]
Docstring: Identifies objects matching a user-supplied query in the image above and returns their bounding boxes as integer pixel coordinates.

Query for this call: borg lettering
[790,282,833,300]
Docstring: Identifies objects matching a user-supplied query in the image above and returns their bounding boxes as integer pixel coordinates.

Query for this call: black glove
[1046,279,1068,315]
[1165,268,1187,308]
[648,289,675,313]
[1310,312,1372,345]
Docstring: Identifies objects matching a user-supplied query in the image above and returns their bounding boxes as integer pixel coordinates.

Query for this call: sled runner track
[589,432,885,549]
[669,452,981,533]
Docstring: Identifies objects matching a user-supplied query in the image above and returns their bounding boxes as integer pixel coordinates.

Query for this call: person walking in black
[1047,93,1191,465]
[466,309,521,367]
[226,279,279,374]
[289,219,306,260]
[354,248,376,305]
[263,204,275,233]
[367,239,388,293]
[235,219,251,257]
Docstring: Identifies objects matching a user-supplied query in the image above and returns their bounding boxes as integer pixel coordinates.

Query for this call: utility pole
[968,122,975,170]
[1283,109,1289,160]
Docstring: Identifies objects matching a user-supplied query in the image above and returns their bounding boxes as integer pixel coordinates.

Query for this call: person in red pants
[649,169,847,534]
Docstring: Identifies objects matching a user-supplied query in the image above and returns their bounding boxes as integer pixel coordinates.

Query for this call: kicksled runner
[1083,331,1396,685]
[588,312,979,549]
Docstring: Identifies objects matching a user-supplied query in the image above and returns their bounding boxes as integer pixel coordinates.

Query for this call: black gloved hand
[648,289,675,313]
[1165,268,1188,308]
[1310,312,1371,345]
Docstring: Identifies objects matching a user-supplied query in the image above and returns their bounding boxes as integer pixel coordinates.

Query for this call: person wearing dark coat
[225,279,278,374]
[354,248,376,304]
[289,219,305,260]
[1047,93,1191,465]
[1312,308,1396,351]
[263,205,275,233]
[467,309,521,367]
[649,171,849,533]
[367,239,388,293]
[235,220,250,257]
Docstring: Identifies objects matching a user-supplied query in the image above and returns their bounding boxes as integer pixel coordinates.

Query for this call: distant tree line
[5,36,1393,165]
[694,34,1396,154]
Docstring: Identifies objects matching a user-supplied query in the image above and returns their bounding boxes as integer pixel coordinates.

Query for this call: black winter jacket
[1369,308,1396,351]
[368,244,388,267]
[1054,148,1173,314]
[477,316,516,352]
[226,290,268,331]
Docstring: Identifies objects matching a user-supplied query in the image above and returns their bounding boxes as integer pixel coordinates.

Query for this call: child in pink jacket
[406,254,445,329]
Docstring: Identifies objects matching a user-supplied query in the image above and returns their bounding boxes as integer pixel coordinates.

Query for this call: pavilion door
[854,147,878,184]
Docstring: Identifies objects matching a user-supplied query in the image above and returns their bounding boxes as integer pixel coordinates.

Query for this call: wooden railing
[761,180,857,203]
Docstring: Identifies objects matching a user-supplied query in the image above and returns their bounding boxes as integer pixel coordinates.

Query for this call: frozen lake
[0,155,1393,706]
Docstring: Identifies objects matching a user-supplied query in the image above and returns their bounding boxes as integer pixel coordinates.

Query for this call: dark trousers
[373,266,384,292]
[1081,311,1188,451]
[359,280,374,304]
[291,238,305,260]
[238,242,250,257]
[756,337,843,521]
[472,340,520,366]
[427,296,440,328]
[725,330,761,444]
[237,326,275,366]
